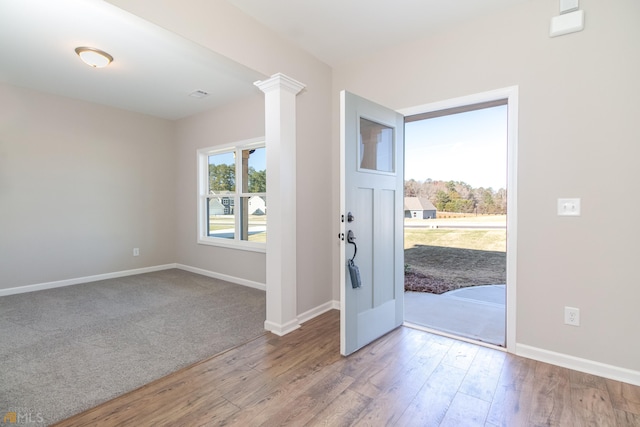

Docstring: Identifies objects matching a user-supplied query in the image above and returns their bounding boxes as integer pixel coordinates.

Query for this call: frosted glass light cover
[75,47,113,68]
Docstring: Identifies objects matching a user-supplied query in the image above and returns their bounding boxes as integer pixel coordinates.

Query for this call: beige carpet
[0,269,266,425]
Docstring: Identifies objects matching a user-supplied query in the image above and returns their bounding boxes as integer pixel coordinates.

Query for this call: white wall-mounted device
[550,10,585,37]
[557,198,581,216]
[560,0,579,14]
[550,0,584,37]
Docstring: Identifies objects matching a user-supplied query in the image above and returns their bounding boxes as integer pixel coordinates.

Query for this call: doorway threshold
[404,284,505,347]
[403,321,506,352]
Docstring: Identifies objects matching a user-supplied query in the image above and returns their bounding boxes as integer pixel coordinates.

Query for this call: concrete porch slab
[404,284,506,346]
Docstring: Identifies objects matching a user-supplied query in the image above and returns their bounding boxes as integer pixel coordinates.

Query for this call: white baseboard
[264,301,339,336]
[0,264,177,297]
[175,264,266,291]
[0,263,266,297]
[264,319,301,336]
[297,300,340,324]
[516,344,640,386]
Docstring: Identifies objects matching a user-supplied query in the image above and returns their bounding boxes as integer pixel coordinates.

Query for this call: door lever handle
[346,229,360,288]
[346,230,357,261]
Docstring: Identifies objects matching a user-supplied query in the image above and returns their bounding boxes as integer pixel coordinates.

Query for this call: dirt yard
[404,217,506,294]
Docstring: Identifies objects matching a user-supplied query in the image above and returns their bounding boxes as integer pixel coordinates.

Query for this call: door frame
[398,86,518,351]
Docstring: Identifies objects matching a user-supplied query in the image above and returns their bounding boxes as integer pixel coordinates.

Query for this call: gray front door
[340,91,405,356]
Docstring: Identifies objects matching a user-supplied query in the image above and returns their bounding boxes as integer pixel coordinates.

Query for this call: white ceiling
[0,0,530,119]
[0,0,265,120]
[228,0,531,67]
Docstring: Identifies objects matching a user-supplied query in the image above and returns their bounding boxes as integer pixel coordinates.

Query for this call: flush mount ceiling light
[74,47,113,68]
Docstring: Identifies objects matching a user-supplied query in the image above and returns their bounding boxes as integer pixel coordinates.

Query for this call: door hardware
[346,230,361,288]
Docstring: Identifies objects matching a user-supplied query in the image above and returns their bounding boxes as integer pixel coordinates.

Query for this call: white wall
[0,83,176,289]
[333,0,640,373]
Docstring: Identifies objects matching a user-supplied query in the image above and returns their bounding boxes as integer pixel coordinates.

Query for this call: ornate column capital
[254,73,306,95]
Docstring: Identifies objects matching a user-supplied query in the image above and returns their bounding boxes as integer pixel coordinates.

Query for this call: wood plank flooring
[55,310,640,426]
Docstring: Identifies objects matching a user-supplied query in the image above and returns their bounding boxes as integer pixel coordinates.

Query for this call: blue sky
[208,147,266,171]
[207,113,506,190]
[248,147,266,171]
[404,105,508,190]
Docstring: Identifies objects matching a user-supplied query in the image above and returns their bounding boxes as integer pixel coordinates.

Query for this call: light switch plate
[558,198,581,216]
[550,10,584,37]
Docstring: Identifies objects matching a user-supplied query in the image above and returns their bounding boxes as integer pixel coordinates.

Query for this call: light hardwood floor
[55,310,640,426]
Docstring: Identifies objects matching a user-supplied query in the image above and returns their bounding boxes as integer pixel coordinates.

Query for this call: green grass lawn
[405,228,506,252]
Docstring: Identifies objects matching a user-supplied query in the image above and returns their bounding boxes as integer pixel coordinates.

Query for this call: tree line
[405,179,506,214]
[209,164,266,193]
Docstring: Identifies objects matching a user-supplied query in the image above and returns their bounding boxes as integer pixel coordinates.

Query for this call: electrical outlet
[133,248,140,257]
[564,306,580,326]
[558,198,581,216]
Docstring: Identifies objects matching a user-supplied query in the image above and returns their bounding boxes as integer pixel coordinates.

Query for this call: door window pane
[359,118,394,172]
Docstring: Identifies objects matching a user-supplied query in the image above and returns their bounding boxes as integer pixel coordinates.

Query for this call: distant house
[208,192,235,215]
[220,197,234,214]
[404,197,437,219]
[248,196,266,215]
[208,198,226,215]
[209,195,265,216]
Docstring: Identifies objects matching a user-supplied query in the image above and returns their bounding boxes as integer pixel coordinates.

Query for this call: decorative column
[254,73,306,336]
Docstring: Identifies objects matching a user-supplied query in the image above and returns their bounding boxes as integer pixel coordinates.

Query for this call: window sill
[197,237,266,254]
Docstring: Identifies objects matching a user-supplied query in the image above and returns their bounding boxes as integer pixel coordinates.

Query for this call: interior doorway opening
[402,100,508,347]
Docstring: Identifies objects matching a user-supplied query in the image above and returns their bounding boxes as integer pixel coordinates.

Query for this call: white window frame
[197,137,266,252]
